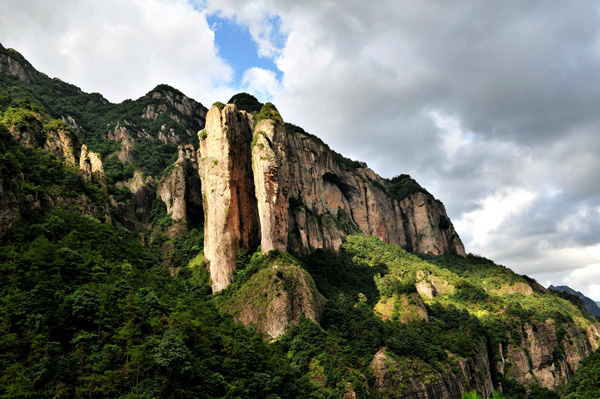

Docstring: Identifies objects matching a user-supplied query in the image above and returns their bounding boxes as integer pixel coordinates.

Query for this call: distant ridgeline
[1,42,599,399]
[549,285,600,321]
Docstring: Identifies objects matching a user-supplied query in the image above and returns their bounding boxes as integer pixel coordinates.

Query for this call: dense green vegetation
[0,126,319,398]
[386,174,429,201]
[227,92,263,114]
[0,63,204,179]
[564,350,600,399]
[255,102,283,125]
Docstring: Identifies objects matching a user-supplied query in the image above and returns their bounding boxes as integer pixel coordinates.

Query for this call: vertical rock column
[252,115,290,252]
[198,104,259,291]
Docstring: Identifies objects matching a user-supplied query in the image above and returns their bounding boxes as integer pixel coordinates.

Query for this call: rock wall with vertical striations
[198,104,260,291]
[252,115,291,252]
[198,102,465,291]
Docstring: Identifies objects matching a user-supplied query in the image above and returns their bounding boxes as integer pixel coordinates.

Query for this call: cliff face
[0,43,39,83]
[499,318,600,390]
[198,103,465,291]
[370,339,494,399]
[158,144,202,224]
[198,104,260,291]
[284,130,465,257]
[252,118,291,252]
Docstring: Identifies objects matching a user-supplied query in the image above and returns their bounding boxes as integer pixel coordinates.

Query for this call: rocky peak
[144,84,207,120]
[0,43,39,83]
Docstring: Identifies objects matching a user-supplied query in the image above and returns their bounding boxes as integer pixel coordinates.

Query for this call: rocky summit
[0,43,599,399]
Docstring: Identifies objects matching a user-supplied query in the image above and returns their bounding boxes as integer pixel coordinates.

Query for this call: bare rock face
[222,261,324,338]
[144,85,208,139]
[79,145,106,186]
[106,123,136,164]
[158,144,202,223]
[370,339,494,399]
[43,125,79,167]
[197,102,465,291]
[500,319,600,389]
[198,104,260,291]
[252,117,291,252]
[284,129,465,257]
[0,44,39,83]
[121,170,155,217]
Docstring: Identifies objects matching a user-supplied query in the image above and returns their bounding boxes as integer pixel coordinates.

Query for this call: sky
[1,0,600,299]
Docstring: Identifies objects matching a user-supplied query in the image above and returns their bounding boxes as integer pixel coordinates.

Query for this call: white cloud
[0,0,234,103]
[205,0,286,58]
[241,67,281,101]
[455,187,537,249]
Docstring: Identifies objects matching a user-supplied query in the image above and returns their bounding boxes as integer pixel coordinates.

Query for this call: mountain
[549,285,600,320]
[1,43,599,399]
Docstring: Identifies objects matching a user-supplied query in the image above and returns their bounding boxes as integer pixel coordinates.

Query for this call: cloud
[564,263,600,300]
[241,67,281,101]
[0,0,234,103]
[454,187,537,249]
[205,0,286,58]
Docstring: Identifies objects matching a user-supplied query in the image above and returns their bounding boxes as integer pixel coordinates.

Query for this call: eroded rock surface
[79,145,106,186]
[198,103,465,291]
[252,118,290,252]
[370,339,493,399]
[500,319,600,389]
[198,104,259,291]
[158,144,202,224]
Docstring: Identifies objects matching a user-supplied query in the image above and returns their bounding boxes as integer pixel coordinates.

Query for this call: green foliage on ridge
[227,92,263,113]
[0,67,205,179]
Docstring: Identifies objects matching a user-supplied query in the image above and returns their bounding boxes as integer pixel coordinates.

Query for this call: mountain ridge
[549,285,600,320]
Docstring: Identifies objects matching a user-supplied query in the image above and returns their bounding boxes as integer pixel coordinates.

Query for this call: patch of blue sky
[206,14,284,88]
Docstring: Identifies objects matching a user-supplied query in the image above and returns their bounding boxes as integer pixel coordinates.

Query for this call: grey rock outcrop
[0,44,39,83]
[498,318,600,389]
